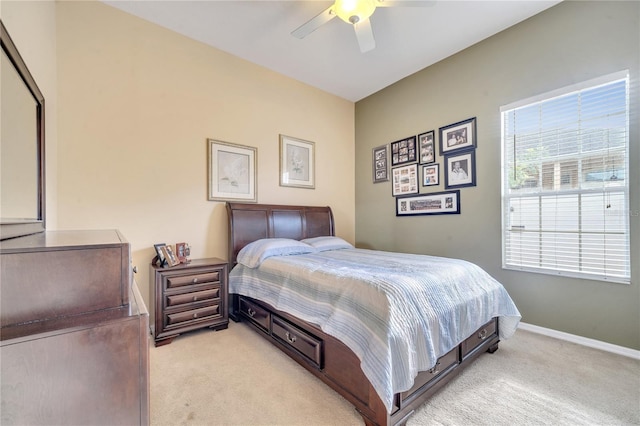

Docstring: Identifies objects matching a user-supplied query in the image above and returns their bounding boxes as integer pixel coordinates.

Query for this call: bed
[226,202,521,426]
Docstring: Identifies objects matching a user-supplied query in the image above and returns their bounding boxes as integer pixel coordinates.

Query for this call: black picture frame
[390,136,417,166]
[418,130,436,164]
[372,144,389,183]
[439,117,476,155]
[154,243,167,267]
[396,190,461,216]
[391,164,419,197]
[422,163,439,186]
[444,149,476,189]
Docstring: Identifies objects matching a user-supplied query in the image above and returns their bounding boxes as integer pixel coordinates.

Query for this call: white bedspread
[229,248,521,411]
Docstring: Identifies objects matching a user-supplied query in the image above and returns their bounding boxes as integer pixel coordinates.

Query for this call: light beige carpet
[150,322,640,426]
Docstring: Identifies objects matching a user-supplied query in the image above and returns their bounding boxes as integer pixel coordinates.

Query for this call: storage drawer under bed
[239,297,270,332]
[272,316,323,368]
[400,346,459,401]
[461,318,498,358]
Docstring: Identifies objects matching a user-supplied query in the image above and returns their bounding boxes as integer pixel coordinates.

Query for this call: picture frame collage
[372,117,477,216]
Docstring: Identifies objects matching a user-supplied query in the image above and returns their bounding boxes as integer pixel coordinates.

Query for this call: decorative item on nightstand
[152,243,181,267]
[152,243,167,267]
[150,258,229,346]
[175,242,191,264]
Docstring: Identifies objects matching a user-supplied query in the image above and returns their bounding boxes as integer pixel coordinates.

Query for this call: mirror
[0,20,46,240]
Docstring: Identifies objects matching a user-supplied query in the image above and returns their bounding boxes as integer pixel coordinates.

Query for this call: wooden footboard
[230,294,500,426]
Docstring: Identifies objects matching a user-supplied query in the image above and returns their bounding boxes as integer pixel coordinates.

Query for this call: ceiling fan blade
[291,5,336,39]
[376,0,437,7]
[354,18,375,53]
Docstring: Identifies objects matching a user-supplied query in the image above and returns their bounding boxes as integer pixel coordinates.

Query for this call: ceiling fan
[291,0,435,53]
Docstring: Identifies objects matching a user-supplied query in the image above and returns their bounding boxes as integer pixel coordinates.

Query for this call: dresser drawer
[401,347,458,400]
[462,318,498,358]
[165,304,221,327]
[239,297,270,332]
[165,271,220,290]
[272,316,322,368]
[165,287,220,308]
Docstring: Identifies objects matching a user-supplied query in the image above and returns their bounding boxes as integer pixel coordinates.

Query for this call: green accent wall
[355,1,640,350]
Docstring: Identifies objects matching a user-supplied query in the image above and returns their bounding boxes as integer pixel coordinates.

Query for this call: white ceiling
[103,0,561,102]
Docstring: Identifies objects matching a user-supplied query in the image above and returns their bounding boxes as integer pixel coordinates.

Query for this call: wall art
[396,190,461,216]
[439,117,476,154]
[208,139,257,202]
[280,134,315,189]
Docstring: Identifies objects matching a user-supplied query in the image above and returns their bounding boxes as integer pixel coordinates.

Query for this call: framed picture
[372,144,389,183]
[445,149,476,189]
[153,243,167,266]
[439,117,476,154]
[390,136,417,166]
[396,190,461,216]
[418,131,435,164]
[161,244,180,267]
[175,242,188,263]
[391,164,419,197]
[280,134,315,189]
[208,139,257,202]
[422,163,439,186]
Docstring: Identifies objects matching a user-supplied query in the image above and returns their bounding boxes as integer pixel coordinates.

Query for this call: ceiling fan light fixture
[334,0,377,25]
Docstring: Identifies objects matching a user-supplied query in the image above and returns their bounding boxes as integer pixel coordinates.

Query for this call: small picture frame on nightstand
[153,243,167,267]
[161,245,180,267]
[176,242,190,263]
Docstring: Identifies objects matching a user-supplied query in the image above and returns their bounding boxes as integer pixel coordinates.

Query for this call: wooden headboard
[226,202,335,265]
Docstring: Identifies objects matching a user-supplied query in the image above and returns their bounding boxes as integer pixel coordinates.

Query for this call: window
[501,71,630,283]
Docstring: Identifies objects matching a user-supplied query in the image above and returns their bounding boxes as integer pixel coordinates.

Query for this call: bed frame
[227,202,500,426]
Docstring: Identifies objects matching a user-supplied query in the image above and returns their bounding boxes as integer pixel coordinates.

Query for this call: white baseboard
[518,322,640,360]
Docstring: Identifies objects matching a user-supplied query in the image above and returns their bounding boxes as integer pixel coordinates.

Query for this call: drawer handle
[193,296,198,302]
[193,313,198,318]
[247,308,256,317]
[285,332,297,344]
[478,328,488,340]
[428,361,441,375]
[192,278,199,284]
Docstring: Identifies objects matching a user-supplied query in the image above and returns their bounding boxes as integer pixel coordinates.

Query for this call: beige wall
[355,1,640,349]
[51,1,354,309]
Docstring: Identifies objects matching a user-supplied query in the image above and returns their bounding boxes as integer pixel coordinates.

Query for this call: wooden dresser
[150,257,228,346]
[0,230,149,425]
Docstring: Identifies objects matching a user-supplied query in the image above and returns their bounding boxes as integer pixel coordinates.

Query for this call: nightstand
[150,257,228,346]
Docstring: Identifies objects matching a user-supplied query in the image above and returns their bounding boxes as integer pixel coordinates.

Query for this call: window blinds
[501,71,630,283]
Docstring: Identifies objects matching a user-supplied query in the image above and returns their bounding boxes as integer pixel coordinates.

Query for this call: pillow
[237,238,315,268]
[301,236,354,252]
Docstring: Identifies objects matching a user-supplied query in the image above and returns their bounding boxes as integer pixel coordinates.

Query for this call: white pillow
[301,236,353,252]
[237,238,315,268]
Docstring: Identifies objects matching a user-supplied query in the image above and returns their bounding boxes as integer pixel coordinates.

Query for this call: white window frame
[501,71,630,284]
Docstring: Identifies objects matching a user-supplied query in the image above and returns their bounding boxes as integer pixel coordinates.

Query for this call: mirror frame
[0,20,46,240]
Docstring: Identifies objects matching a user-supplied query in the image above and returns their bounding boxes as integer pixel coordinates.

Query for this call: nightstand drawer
[166,287,220,308]
[165,271,220,289]
[272,316,322,368]
[239,297,270,332]
[165,304,221,327]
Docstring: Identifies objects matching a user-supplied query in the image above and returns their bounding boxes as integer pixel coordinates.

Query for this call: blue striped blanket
[229,248,521,411]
